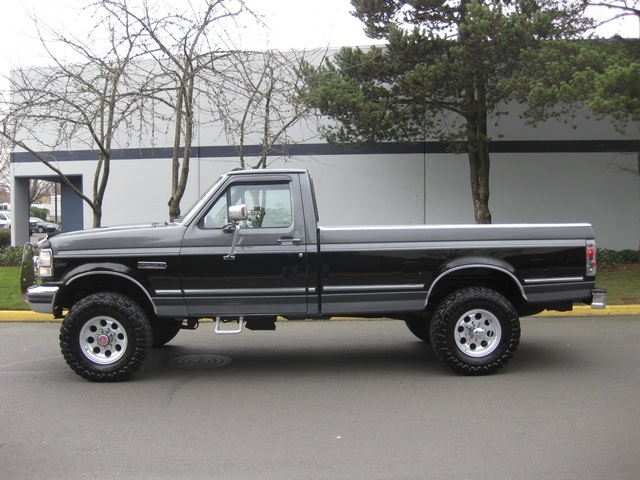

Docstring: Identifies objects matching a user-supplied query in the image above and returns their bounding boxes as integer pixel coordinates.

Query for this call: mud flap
[20,243,36,301]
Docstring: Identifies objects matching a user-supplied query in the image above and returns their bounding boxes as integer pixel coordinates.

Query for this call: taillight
[586,240,597,276]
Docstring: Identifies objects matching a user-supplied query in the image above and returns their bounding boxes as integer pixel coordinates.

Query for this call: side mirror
[228,204,248,222]
[224,204,247,261]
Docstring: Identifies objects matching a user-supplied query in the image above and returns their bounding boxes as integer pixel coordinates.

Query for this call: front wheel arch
[59,271,157,318]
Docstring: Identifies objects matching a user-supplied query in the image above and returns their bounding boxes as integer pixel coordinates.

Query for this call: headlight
[37,248,54,278]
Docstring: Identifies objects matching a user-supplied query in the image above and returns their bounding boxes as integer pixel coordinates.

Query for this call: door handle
[277,236,301,245]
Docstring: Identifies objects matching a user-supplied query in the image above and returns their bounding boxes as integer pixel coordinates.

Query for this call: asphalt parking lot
[1,316,640,480]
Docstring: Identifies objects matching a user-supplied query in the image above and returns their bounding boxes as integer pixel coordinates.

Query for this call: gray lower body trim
[524,280,595,304]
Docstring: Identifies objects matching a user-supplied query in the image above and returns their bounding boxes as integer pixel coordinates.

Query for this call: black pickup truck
[21,168,606,381]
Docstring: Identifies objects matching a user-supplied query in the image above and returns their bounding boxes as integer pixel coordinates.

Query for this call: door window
[202,183,292,229]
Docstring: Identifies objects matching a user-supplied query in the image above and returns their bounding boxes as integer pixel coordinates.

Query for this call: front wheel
[430,287,520,375]
[60,293,153,382]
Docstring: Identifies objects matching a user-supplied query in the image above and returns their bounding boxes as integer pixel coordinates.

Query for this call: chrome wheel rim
[454,309,502,358]
[79,316,128,365]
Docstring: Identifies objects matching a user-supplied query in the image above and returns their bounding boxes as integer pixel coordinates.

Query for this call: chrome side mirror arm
[224,204,247,261]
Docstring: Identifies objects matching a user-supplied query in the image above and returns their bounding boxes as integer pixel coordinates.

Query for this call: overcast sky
[0,0,381,78]
[0,0,637,92]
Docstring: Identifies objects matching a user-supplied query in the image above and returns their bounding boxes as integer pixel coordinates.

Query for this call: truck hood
[40,222,187,254]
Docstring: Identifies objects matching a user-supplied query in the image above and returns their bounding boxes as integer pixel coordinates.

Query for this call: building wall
[98,152,427,227]
[12,140,640,250]
[9,67,639,249]
[60,141,637,251]
[426,151,639,249]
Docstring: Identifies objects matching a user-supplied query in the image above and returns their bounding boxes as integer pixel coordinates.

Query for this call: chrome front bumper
[20,243,59,315]
[25,285,60,314]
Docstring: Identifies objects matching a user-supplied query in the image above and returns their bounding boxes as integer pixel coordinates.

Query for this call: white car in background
[0,212,11,229]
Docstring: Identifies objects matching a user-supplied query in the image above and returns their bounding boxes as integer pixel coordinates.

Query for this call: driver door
[179,175,309,317]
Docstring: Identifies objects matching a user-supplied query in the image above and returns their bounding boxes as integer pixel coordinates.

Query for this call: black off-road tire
[60,292,153,382]
[430,287,520,375]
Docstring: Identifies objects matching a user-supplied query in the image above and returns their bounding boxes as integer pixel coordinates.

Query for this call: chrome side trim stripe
[155,290,182,296]
[523,277,584,285]
[183,287,308,296]
[323,284,425,293]
[138,261,168,270]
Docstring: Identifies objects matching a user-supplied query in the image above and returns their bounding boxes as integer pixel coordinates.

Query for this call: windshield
[175,175,225,225]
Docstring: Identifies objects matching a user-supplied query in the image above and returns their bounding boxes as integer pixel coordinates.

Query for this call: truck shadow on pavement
[139,337,584,381]
[145,340,444,379]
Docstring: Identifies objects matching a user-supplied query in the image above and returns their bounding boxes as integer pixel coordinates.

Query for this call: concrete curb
[0,311,55,322]
[534,305,640,317]
[0,305,638,322]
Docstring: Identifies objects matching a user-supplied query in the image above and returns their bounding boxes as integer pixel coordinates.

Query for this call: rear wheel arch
[426,263,526,310]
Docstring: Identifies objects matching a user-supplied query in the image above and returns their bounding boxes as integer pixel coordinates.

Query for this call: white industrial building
[9,55,640,250]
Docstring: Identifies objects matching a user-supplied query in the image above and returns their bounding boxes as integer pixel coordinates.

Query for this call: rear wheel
[60,293,153,382]
[430,287,520,375]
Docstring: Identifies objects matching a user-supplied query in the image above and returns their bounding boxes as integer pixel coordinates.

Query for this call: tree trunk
[465,81,492,224]
[168,73,194,220]
[168,85,185,220]
[92,204,102,228]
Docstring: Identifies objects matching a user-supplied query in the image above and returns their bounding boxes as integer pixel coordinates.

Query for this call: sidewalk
[1,305,639,321]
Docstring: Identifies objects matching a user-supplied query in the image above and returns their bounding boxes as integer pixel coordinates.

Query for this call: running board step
[214,317,244,335]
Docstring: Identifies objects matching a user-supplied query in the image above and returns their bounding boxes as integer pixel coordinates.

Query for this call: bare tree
[584,0,640,32]
[102,0,253,219]
[28,180,54,205]
[0,3,148,227]
[0,125,9,200]
[224,49,318,169]
[0,116,53,204]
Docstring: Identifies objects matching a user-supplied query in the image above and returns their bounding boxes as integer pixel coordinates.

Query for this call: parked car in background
[30,217,59,234]
[0,212,10,229]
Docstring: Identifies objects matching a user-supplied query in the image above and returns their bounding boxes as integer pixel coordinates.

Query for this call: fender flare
[425,256,527,307]
[59,263,157,315]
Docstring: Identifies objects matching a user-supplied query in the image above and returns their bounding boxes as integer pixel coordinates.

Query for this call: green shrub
[617,249,640,264]
[0,246,23,267]
[30,207,49,221]
[598,248,640,271]
[0,229,10,248]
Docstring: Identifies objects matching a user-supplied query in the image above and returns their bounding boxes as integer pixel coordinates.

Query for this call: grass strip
[0,267,29,310]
